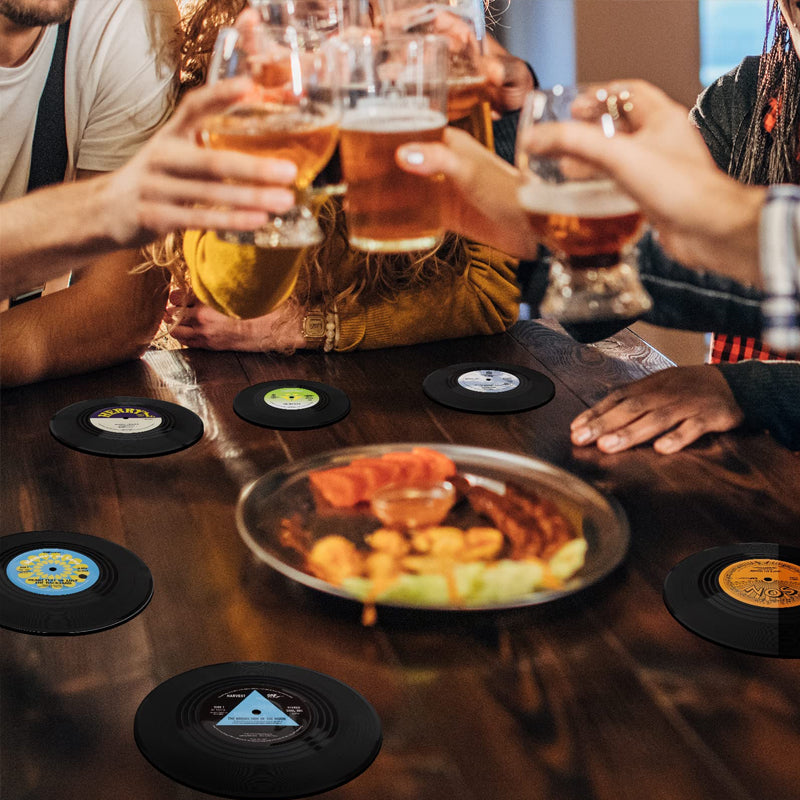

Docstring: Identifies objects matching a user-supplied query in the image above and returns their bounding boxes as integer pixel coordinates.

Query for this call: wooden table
[2,321,799,800]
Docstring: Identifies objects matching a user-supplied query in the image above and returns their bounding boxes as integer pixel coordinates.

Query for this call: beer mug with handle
[516,85,653,323]
[379,0,493,148]
[200,23,341,248]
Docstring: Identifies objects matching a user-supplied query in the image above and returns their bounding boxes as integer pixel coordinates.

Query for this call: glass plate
[236,444,629,611]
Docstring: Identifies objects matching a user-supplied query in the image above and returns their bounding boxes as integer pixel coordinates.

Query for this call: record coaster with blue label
[134,661,382,799]
[423,362,555,413]
[0,530,154,635]
[234,380,350,430]
[50,396,203,457]
[663,542,800,658]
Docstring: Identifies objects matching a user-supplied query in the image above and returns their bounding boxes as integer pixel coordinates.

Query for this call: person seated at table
[157,0,533,353]
[394,79,800,453]
[0,78,299,301]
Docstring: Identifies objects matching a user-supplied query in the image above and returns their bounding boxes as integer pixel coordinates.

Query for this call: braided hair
[736,0,800,185]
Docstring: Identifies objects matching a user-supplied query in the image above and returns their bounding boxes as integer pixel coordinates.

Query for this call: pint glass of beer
[200,24,341,248]
[516,85,653,323]
[335,34,449,252]
[379,0,493,149]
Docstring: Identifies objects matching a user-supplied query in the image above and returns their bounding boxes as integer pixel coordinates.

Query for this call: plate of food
[236,444,629,623]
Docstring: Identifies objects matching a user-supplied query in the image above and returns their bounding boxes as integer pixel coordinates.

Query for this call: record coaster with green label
[134,661,382,799]
[233,380,350,430]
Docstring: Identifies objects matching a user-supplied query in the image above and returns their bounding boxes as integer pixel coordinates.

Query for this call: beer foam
[518,179,639,217]
[342,105,447,133]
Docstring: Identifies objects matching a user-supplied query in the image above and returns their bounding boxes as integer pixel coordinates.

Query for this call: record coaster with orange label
[663,543,800,658]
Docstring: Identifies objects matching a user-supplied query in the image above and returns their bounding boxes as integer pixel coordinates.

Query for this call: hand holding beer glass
[200,23,340,247]
[336,34,449,252]
[379,0,494,148]
[516,86,653,323]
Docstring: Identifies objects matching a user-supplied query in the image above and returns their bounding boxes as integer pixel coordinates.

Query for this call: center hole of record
[252,709,262,715]
[49,567,57,571]
[763,577,773,581]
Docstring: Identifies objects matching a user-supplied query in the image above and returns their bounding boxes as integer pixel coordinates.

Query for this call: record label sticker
[263,388,320,411]
[201,686,311,744]
[5,548,100,595]
[89,406,163,434]
[718,559,800,609]
[456,370,521,393]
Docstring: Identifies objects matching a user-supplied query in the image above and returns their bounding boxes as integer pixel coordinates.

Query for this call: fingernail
[571,413,589,430]
[572,427,592,445]
[598,434,621,451]
[399,146,424,166]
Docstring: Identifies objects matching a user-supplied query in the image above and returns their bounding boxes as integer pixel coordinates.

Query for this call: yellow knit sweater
[183,229,520,351]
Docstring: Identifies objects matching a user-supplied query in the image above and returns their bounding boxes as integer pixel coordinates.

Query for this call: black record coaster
[234,380,350,430]
[134,661,382,799]
[50,396,203,458]
[663,543,800,658]
[423,362,555,414]
[0,530,153,636]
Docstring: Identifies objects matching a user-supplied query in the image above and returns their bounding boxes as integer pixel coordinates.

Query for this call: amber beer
[446,74,494,149]
[200,103,339,191]
[518,179,644,267]
[340,106,447,252]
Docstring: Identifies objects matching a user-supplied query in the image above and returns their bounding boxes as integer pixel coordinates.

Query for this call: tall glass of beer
[516,85,653,323]
[200,24,341,248]
[379,0,494,149]
[335,34,449,252]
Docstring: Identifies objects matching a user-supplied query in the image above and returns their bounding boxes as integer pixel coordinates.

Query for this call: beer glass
[251,0,373,40]
[516,85,653,323]
[379,0,493,149]
[200,24,341,247]
[335,34,449,252]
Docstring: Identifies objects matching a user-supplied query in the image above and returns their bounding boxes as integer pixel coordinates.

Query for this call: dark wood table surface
[2,320,799,800]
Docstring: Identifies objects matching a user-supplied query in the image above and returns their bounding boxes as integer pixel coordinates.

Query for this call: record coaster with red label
[0,530,154,635]
[50,396,203,457]
[423,362,555,413]
[234,380,350,430]
[662,542,800,658]
[134,661,382,799]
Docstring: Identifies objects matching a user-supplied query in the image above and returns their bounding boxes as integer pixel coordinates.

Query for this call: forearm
[0,176,119,298]
[0,252,168,387]
[337,243,519,350]
[716,361,800,451]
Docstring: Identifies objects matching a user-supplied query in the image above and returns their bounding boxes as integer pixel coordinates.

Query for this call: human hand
[168,289,307,353]
[519,80,764,283]
[481,35,535,116]
[103,78,298,248]
[396,126,540,258]
[570,365,745,454]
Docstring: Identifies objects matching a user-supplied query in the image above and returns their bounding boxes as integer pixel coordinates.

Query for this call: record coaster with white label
[0,530,154,635]
[50,396,203,457]
[423,362,555,413]
[663,542,800,658]
[234,380,350,430]
[134,661,382,799]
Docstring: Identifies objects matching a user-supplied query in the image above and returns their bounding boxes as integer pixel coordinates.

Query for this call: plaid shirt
[708,334,790,364]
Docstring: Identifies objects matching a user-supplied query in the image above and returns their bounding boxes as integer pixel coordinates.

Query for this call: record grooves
[422,362,555,413]
[0,530,153,635]
[134,662,382,798]
[663,543,800,658]
[234,380,350,430]
[50,396,203,457]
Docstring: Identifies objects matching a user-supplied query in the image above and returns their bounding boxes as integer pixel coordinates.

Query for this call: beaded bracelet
[760,184,800,353]
[323,307,338,352]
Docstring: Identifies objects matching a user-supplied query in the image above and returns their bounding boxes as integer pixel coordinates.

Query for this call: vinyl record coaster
[423,362,555,413]
[50,396,203,457]
[134,661,382,799]
[663,543,800,658]
[234,380,350,430]
[0,530,153,635]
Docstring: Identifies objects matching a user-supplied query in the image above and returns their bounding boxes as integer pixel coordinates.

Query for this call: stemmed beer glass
[200,23,341,247]
[516,85,653,323]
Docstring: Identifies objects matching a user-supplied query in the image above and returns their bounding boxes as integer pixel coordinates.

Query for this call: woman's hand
[570,365,746,454]
[167,289,306,353]
[104,79,298,248]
